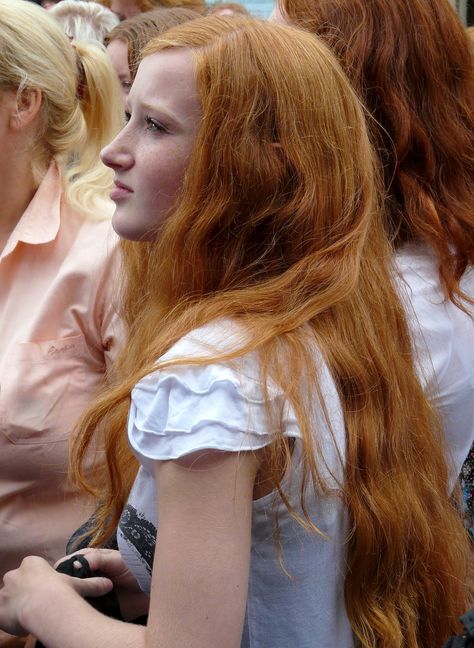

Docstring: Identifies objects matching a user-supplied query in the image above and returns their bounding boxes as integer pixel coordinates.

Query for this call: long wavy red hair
[281,0,474,307]
[71,17,471,648]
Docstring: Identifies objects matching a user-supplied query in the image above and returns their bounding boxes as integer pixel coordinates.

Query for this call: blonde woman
[0,0,123,629]
[0,16,470,648]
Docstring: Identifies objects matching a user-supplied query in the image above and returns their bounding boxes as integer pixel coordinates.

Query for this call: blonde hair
[72,16,471,647]
[0,0,123,219]
[49,0,120,44]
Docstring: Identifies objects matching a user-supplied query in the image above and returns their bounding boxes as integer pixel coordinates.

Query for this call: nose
[100,128,134,171]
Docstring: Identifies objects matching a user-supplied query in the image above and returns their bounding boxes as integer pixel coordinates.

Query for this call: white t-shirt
[118,320,354,647]
[395,243,474,485]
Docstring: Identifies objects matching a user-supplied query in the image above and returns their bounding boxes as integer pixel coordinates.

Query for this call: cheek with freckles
[112,140,193,242]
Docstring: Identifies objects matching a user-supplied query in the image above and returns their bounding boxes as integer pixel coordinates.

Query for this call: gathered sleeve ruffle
[128,357,301,464]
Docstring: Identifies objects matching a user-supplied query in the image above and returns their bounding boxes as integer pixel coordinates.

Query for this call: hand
[55,549,148,621]
[55,549,140,595]
[0,556,112,636]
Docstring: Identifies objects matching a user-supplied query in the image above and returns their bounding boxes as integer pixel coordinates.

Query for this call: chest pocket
[0,335,88,444]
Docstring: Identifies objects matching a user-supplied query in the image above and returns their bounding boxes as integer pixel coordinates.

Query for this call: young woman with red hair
[0,15,470,648]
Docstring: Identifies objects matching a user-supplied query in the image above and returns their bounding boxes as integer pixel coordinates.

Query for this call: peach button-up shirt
[0,164,121,578]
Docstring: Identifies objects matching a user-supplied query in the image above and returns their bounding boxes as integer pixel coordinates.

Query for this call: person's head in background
[49,0,119,43]
[0,0,123,215]
[98,0,205,21]
[277,0,474,305]
[105,6,200,97]
[207,2,249,16]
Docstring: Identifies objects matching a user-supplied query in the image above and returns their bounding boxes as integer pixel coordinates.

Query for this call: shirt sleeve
[128,358,300,463]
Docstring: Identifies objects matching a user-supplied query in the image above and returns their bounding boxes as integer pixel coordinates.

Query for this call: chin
[112,215,158,242]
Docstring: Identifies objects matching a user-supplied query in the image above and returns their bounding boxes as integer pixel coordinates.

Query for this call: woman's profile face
[101,49,201,241]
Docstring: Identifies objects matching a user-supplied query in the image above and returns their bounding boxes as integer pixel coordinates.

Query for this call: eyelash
[124,112,168,134]
[145,116,168,133]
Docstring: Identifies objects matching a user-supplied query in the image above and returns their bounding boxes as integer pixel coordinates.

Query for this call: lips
[110,179,133,201]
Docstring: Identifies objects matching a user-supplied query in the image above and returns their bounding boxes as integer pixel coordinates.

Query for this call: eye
[145,116,168,133]
[124,111,131,122]
[121,81,132,94]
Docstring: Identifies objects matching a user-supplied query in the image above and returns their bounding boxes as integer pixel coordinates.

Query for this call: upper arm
[146,450,260,648]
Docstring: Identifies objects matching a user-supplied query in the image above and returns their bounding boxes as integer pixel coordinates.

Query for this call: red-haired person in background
[276,0,474,518]
[0,15,470,648]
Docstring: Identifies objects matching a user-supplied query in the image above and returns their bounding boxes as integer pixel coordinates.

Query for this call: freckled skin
[100,50,202,242]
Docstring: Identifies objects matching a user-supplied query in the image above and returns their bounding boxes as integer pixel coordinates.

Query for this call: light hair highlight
[48,0,120,43]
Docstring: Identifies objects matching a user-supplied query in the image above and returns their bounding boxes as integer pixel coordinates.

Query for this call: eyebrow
[126,100,182,127]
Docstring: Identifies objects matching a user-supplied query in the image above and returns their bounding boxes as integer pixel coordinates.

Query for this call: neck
[0,158,39,254]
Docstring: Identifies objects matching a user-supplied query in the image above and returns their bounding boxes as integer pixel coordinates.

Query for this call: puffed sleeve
[128,353,300,464]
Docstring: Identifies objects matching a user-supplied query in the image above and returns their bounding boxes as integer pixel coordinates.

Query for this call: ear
[10,88,42,132]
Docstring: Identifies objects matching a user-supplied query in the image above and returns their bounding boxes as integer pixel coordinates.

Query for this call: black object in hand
[34,554,123,648]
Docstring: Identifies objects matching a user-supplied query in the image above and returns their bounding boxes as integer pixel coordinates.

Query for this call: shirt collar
[2,163,61,259]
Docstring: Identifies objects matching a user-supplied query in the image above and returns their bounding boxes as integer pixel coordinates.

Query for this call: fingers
[54,549,131,587]
[54,548,117,571]
[75,549,125,575]
[67,575,113,599]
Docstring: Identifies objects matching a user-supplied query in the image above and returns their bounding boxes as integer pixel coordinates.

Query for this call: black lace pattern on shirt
[119,504,157,574]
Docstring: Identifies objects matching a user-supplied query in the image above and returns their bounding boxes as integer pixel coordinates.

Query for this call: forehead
[130,49,201,124]
[110,0,139,18]
[107,39,129,74]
